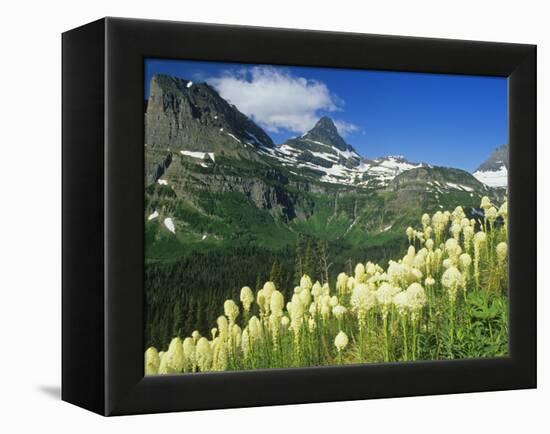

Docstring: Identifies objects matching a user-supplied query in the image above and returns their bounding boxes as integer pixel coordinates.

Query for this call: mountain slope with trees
[143,74,505,347]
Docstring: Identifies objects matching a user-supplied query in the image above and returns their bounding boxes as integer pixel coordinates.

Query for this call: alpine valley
[144,74,507,347]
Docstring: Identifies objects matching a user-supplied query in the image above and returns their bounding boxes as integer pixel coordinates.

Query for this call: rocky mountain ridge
[144,73,504,251]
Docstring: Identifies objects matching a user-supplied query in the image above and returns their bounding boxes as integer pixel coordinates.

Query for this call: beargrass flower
[355,262,366,282]
[376,282,399,316]
[217,315,229,336]
[405,282,427,319]
[486,206,498,225]
[191,330,200,342]
[336,272,349,294]
[459,253,472,270]
[480,196,492,212]
[496,242,508,263]
[332,305,347,319]
[393,291,410,316]
[144,347,160,375]
[241,329,251,357]
[240,286,254,312]
[425,276,435,287]
[387,261,405,287]
[300,274,312,291]
[308,317,316,332]
[232,323,241,338]
[351,283,376,313]
[405,266,423,284]
[320,301,331,321]
[182,337,195,368]
[256,289,265,311]
[334,331,349,352]
[445,238,461,261]
[421,213,431,229]
[299,286,311,306]
[424,226,433,240]
[413,253,426,270]
[463,225,474,252]
[290,294,304,325]
[263,281,276,294]
[309,301,318,316]
[450,223,462,240]
[473,230,487,288]
[248,316,262,341]
[366,262,379,276]
[406,226,415,244]
[280,316,290,329]
[452,206,465,222]
[473,231,487,250]
[196,337,212,372]
[499,201,507,218]
[311,281,323,299]
[159,337,184,374]
[441,266,463,303]
[261,282,276,312]
[270,290,284,316]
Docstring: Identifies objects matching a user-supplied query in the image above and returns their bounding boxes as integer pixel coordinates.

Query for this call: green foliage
[146,198,509,373]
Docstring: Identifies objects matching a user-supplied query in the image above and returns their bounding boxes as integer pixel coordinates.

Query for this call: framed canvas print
[62,17,536,416]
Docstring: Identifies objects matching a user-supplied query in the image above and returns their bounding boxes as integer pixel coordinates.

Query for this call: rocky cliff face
[145,74,278,182]
[145,74,274,153]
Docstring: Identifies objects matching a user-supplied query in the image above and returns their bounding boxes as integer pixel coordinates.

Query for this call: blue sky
[145,58,507,172]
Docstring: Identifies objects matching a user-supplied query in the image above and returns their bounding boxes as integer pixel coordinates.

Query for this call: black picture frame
[62,17,536,416]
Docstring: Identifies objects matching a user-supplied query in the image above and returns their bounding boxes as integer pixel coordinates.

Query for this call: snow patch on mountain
[260,145,424,187]
[474,165,508,188]
[180,150,216,162]
[372,156,423,173]
[303,139,361,161]
[227,133,242,143]
[164,217,176,234]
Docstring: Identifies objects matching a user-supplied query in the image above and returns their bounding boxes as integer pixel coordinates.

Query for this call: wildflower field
[145,197,508,375]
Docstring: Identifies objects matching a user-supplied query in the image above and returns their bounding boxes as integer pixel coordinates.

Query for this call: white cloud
[334,120,360,137]
[208,67,349,134]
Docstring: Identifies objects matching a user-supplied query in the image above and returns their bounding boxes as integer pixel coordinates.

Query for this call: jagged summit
[475,144,508,172]
[301,116,351,153]
[277,116,362,171]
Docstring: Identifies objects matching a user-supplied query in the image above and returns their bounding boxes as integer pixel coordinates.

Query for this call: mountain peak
[311,116,338,132]
[301,116,351,153]
[475,144,508,172]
